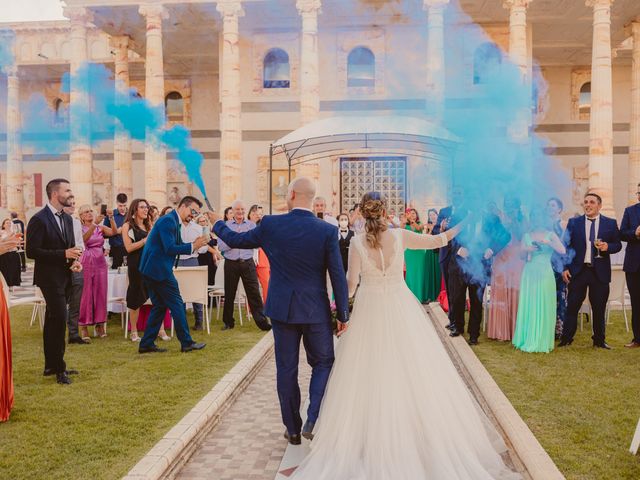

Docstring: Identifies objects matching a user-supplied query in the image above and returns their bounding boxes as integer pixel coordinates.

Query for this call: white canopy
[271,115,460,165]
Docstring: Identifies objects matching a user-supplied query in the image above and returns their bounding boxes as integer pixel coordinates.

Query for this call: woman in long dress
[512,209,565,353]
[0,233,22,423]
[487,198,527,341]
[423,208,443,303]
[292,192,521,480]
[404,208,431,302]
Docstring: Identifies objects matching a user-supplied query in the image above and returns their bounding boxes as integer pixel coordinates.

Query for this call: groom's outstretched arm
[326,230,349,322]
[213,220,263,249]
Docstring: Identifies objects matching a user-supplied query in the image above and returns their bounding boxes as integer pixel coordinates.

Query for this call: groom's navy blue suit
[214,208,349,435]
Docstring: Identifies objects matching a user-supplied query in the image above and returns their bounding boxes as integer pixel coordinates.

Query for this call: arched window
[263,48,290,89]
[579,82,591,116]
[347,47,375,88]
[53,97,64,125]
[473,42,503,85]
[165,91,184,122]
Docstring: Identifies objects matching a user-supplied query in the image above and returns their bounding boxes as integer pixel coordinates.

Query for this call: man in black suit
[620,185,640,348]
[561,193,622,349]
[448,205,509,345]
[26,179,83,384]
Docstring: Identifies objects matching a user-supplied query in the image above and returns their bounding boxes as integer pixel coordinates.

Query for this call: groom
[210,177,349,444]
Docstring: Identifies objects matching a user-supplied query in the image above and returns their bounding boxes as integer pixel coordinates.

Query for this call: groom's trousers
[271,319,334,435]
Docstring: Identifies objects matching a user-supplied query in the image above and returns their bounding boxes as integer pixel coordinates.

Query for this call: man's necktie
[56,211,66,244]
[588,218,595,260]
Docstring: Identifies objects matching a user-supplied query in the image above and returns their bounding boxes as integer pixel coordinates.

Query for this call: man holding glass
[560,192,621,349]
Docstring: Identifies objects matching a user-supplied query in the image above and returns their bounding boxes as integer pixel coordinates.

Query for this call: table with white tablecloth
[107,271,128,313]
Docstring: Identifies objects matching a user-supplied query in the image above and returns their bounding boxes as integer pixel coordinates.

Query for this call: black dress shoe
[68,337,90,345]
[283,430,301,445]
[56,372,72,385]
[558,339,573,347]
[468,338,479,346]
[44,368,79,376]
[221,324,234,331]
[255,320,272,332]
[193,324,203,331]
[593,342,612,350]
[138,345,168,354]
[449,328,461,337]
[302,420,315,440]
[181,342,206,353]
[445,323,453,331]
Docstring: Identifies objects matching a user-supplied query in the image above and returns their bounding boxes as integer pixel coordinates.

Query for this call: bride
[291,192,521,480]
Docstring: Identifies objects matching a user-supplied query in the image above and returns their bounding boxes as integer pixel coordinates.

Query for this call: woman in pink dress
[248,205,270,303]
[78,205,117,340]
[487,198,527,341]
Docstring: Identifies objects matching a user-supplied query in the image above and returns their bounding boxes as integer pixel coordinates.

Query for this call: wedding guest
[248,205,270,302]
[313,196,339,227]
[487,197,526,341]
[513,209,565,353]
[177,215,208,331]
[26,178,82,385]
[103,193,128,269]
[620,185,640,348]
[560,193,622,349]
[449,203,508,345]
[63,197,89,345]
[0,233,22,419]
[350,205,366,233]
[10,212,25,272]
[197,214,220,286]
[148,205,160,224]
[0,219,21,289]
[547,197,567,339]
[404,209,433,303]
[422,208,442,303]
[217,200,271,331]
[78,204,116,339]
[224,206,233,222]
[122,199,171,342]
[159,206,173,218]
[338,213,355,273]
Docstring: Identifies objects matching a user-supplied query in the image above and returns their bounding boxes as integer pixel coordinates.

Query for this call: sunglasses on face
[190,208,200,217]
[139,205,149,209]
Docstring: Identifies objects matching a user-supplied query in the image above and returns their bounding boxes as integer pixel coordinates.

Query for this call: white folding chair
[606,268,629,332]
[482,286,491,332]
[174,266,210,334]
[208,258,225,317]
[1,273,45,329]
[236,278,252,326]
[631,417,640,455]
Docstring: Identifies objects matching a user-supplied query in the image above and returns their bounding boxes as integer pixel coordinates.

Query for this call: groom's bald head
[287,177,316,210]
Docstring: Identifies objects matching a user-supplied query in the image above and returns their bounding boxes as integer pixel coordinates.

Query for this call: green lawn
[0,305,266,480]
[473,313,640,480]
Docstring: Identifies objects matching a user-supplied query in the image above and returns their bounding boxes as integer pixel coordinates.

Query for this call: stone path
[176,355,310,480]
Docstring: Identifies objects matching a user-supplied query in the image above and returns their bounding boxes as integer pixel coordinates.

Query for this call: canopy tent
[268,115,460,213]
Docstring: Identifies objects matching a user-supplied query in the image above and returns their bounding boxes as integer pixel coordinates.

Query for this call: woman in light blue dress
[513,209,566,353]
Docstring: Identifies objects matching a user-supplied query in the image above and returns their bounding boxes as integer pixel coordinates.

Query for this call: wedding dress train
[291,228,521,480]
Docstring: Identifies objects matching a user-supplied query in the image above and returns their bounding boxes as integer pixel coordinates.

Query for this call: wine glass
[595,238,603,259]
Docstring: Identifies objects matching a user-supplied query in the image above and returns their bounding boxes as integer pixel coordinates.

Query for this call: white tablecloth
[107,271,128,313]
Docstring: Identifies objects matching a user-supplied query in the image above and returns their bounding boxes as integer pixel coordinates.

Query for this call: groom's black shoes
[558,339,573,347]
[255,320,272,332]
[468,337,479,346]
[181,342,206,353]
[302,420,315,441]
[449,328,461,337]
[283,431,301,445]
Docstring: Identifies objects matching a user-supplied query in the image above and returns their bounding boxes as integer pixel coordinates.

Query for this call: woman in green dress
[513,209,566,353]
[404,208,441,303]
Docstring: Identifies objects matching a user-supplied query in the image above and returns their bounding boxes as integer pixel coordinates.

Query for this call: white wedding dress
[291,228,521,480]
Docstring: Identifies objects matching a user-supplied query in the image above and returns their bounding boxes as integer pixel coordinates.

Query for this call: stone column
[586,0,615,216]
[110,35,133,202]
[629,22,640,203]
[423,0,449,121]
[504,0,532,142]
[139,4,168,207]
[6,67,24,218]
[217,0,244,207]
[64,6,93,207]
[296,0,321,125]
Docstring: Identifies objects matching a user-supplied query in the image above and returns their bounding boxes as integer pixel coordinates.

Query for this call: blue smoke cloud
[20,62,207,198]
[0,35,14,73]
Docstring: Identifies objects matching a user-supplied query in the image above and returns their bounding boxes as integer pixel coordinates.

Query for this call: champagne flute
[595,238,603,259]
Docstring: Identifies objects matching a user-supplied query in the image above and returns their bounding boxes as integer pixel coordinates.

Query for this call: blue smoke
[20,62,207,197]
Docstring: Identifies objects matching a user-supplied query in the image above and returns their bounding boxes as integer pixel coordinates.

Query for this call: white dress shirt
[47,203,63,232]
[72,217,84,250]
[179,220,208,260]
[584,214,600,264]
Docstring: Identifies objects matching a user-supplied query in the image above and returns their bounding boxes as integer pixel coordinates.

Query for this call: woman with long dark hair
[122,199,170,342]
[404,208,433,302]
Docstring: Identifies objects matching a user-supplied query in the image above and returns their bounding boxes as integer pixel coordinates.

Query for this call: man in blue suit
[138,196,209,354]
[561,193,621,349]
[620,185,640,348]
[210,177,349,445]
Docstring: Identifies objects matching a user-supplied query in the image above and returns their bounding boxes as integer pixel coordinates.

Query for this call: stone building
[0,0,639,220]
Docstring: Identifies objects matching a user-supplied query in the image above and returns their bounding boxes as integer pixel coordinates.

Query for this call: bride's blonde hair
[360,192,388,249]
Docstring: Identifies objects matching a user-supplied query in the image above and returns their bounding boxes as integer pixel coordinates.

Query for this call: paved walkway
[176,355,310,480]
